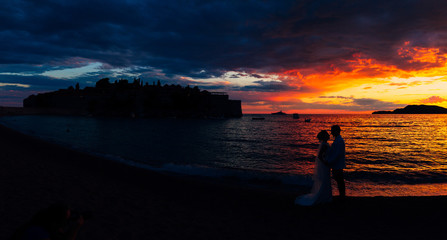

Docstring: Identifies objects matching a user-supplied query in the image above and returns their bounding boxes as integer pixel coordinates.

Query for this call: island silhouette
[372,104,447,114]
[271,110,287,115]
[23,78,242,118]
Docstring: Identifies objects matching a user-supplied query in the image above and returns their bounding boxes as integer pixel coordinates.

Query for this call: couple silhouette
[295,125,346,206]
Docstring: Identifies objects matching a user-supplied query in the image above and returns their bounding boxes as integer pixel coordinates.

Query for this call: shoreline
[0,114,310,196]
[1,116,446,239]
[2,113,447,198]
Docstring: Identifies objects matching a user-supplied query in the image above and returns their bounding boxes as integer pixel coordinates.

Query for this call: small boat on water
[252,117,265,120]
[305,118,311,122]
[271,110,287,115]
[292,113,300,119]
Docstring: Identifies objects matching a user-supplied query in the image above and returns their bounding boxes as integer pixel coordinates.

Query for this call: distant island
[271,110,287,115]
[372,105,447,114]
[23,78,242,118]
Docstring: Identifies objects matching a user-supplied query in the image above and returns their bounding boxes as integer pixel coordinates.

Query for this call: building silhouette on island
[23,78,242,118]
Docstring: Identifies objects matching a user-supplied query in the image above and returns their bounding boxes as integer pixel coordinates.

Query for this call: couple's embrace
[295,125,346,206]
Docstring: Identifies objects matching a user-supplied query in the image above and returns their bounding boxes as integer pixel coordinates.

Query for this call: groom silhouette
[327,125,346,199]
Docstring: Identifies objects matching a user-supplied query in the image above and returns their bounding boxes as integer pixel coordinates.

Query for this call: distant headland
[23,78,242,118]
[372,105,447,114]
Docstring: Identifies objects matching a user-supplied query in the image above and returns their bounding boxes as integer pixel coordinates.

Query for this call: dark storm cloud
[4,0,447,77]
[268,0,447,71]
[1,0,291,74]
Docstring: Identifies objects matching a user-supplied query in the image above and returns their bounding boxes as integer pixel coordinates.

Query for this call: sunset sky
[2,0,447,113]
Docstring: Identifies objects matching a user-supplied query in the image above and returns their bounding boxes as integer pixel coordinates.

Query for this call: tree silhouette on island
[23,78,242,118]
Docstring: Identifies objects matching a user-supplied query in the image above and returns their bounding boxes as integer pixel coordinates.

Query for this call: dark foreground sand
[0,122,446,239]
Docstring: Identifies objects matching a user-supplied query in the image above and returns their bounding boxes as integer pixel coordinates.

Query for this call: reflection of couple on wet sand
[295,125,346,206]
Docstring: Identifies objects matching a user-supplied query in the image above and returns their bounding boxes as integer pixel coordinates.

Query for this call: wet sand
[0,120,446,239]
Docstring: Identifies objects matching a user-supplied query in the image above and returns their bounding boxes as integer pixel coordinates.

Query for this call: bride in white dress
[295,130,332,206]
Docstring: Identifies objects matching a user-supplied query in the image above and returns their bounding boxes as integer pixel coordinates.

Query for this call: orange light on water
[347,182,447,197]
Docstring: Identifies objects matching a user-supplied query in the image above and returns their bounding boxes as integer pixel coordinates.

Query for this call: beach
[1,118,446,239]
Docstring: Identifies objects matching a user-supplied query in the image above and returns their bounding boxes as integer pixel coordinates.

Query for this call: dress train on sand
[295,142,332,206]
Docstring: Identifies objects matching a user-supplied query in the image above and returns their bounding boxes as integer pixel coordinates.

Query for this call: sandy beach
[1,116,446,239]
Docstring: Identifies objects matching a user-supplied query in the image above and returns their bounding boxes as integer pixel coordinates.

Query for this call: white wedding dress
[295,142,332,206]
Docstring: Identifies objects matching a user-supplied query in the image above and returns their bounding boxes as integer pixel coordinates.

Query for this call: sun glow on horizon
[237,42,447,113]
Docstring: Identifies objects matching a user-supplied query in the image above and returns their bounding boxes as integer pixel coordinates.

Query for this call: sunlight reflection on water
[1,114,446,196]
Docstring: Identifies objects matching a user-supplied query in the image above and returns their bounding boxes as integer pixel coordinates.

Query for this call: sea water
[1,114,446,196]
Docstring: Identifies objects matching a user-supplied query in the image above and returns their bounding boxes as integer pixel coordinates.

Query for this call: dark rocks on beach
[23,78,243,118]
[372,104,447,114]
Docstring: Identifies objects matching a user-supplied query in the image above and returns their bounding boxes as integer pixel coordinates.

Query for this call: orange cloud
[398,41,447,65]
[277,44,447,95]
[265,53,403,102]
[389,83,407,86]
[234,42,447,113]
[418,96,447,104]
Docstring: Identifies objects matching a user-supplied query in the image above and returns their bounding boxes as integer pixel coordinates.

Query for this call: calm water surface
[1,114,446,196]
